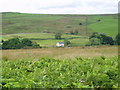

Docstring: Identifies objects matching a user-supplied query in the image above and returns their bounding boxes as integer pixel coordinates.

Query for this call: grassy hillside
[2,12,86,35]
[2,12,118,37]
[88,15,118,37]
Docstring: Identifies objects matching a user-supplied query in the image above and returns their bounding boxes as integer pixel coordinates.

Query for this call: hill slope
[2,12,118,37]
[88,15,118,37]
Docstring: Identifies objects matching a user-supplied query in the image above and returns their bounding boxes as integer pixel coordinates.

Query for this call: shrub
[100,35,114,45]
[55,33,62,39]
[89,32,101,39]
[89,32,114,45]
[2,38,40,49]
[89,38,101,45]
[32,42,41,48]
[2,38,22,49]
[21,38,33,47]
[79,23,82,25]
[64,39,71,47]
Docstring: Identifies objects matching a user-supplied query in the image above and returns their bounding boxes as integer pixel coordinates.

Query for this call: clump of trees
[64,39,71,47]
[70,30,79,35]
[55,33,62,39]
[87,32,114,46]
[79,23,82,25]
[89,38,101,45]
[2,38,41,49]
[97,19,101,22]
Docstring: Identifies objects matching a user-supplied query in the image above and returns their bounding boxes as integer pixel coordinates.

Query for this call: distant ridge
[2,12,118,37]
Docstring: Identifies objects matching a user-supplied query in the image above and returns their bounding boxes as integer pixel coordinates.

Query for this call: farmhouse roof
[58,42,64,44]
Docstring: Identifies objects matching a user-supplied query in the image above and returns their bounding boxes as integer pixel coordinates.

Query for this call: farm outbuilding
[56,42,64,47]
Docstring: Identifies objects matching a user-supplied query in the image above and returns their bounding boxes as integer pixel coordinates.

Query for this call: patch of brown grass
[2,46,118,60]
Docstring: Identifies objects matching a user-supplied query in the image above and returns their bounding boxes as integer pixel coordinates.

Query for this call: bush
[21,38,33,47]
[100,35,114,45]
[89,32,114,45]
[89,38,101,45]
[64,39,71,47]
[2,38,40,49]
[32,42,41,48]
[89,32,101,39]
[79,23,82,25]
[55,33,62,39]
[2,38,22,49]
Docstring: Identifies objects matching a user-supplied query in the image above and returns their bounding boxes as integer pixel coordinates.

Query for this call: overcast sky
[0,0,119,14]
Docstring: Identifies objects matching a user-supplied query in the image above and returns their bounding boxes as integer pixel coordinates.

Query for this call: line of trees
[55,33,62,39]
[64,39,71,47]
[87,32,120,46]
[2,38,41,49]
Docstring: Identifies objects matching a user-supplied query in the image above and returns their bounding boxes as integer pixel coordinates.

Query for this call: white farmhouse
[56,42,64,47]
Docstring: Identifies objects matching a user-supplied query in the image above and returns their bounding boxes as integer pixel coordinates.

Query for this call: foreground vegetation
[2,56,118,88]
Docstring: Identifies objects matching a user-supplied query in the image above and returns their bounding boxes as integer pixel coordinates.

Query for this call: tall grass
[2,46,118,60]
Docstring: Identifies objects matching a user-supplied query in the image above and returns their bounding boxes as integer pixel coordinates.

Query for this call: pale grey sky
[0,0,119,14]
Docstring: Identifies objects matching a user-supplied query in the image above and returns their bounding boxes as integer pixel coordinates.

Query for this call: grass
[2,33,88,46]
[88,15,118,37]
[2,46,118,60]
[2,12,118,37]
[2,12,86,34]
[70,38,89,46]
[2,33,83,40]
[2,33,54,40]
[34,38,89,47]
[34,40,63,46]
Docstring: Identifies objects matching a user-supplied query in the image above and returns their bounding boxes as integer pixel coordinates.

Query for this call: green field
[2,33,84,40]
[88,15,118,37]
[2,12,118,37]
[2,33,88,46]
